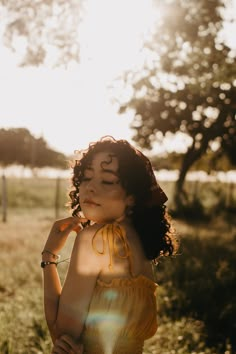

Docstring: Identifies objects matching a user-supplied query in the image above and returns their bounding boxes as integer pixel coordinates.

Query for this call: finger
[51,349,66,354]
[51,346,67,354]
[60,220,84,234]
[57,217,87,232]
[73,224,82,233]
[52,338,71,353]
[59,335,83,352]
[51,218,85,235]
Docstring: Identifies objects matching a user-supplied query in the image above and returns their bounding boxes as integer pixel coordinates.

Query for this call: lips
[83,198,100,206]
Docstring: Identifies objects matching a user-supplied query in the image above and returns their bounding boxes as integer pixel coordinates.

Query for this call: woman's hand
[43,216,88,255]
[52,334,83,354]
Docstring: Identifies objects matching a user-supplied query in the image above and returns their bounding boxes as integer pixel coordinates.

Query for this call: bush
[155,222,236,353]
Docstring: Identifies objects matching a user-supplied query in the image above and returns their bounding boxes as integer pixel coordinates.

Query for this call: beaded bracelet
[40,258,70,268]
[41,260,58,268]
[41,249,60,260]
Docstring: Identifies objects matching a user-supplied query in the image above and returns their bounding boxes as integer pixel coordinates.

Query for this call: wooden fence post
[193,180,199,201]
[55,177,60,219]
[226,182,235,209]
[2,174,7,222]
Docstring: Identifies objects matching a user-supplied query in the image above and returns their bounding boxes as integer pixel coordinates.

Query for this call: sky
[0,0,236,156]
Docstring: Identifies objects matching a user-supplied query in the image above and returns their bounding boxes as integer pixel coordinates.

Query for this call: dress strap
[92,223,135,276]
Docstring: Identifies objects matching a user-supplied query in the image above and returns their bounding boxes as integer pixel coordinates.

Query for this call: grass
[148,217,236,354]
[0,177,235,353]
[0,208,76,354]
[1,177,69,209]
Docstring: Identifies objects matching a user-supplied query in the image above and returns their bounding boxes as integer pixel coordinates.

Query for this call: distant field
[0,178,235,353]
[0,177,70,210]
[0,176,235,214]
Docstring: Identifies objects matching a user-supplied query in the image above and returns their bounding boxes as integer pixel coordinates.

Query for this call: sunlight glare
[80,0,157,79]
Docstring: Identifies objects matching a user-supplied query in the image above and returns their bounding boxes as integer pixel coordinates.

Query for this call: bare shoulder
[70,224,109,272]
[76,223,105,243]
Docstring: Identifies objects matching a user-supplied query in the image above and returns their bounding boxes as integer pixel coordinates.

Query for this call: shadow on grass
[155,228,236,353]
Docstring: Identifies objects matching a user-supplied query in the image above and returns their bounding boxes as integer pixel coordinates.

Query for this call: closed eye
[102,180,117,185]
[81,177,91,182]
[81,178,117,185]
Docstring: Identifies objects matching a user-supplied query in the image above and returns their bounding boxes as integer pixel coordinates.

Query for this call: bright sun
[79,0,158,79]
[0,0,160,155]
[1,0,235,160]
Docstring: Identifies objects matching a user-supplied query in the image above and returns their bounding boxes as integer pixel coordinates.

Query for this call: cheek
[79,186,84,196]
[79,184,86,197]
[105,188,127,202]
[105,192,129,214]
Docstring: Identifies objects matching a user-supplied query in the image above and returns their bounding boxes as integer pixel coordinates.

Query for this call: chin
[82,210,122,224]
[83,212,103,224]
[87,215,116,224]
[90,217,110,224]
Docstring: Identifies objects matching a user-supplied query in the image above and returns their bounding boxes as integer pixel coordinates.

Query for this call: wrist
[41,255,56,263]
[41,249,60,261]
[41,249,70,268]
[41,260,58,268]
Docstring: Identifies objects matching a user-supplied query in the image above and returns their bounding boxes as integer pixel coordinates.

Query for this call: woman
[41,136,178,354]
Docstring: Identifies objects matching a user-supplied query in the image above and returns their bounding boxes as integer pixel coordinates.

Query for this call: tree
[118,0,236,207]
[0,0,84,66]
[0,127,67,168]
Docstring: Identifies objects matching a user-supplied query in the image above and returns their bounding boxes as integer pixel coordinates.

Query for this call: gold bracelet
[41,249,60,260]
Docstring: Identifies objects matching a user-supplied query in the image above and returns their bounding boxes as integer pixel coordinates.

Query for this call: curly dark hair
[69,136,178,261]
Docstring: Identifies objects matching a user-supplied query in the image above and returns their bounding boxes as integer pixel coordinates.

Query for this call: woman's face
[79,151,134,223]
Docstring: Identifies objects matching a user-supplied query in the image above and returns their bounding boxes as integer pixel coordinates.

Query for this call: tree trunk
[173,109,228,210]
[174,142,207,209]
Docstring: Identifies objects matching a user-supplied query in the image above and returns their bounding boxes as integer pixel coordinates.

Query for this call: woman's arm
[42,216,85,342]
[55,226,103,338]
[42,219,103,343]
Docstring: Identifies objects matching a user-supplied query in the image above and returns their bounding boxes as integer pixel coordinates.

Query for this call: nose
[85,179,96,193]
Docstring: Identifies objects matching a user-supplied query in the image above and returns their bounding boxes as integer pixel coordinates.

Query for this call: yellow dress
[82,223,158,354]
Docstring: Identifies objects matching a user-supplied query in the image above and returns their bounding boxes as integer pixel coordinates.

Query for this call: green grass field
[0,177,235,354]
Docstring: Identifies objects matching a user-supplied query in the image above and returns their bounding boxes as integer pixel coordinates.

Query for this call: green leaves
[0,127,67,168]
